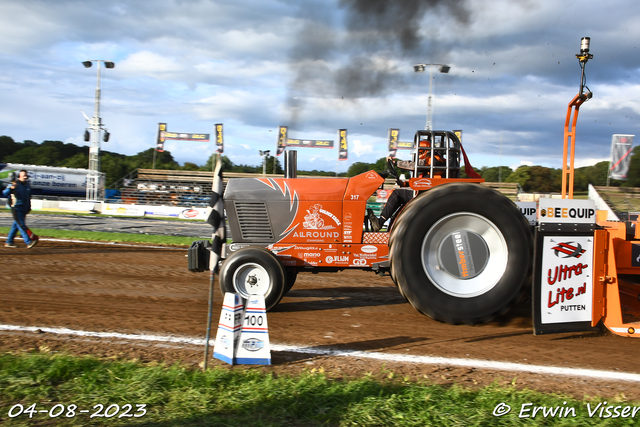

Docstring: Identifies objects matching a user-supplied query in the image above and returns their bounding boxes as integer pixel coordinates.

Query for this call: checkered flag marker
[206,155,225,273]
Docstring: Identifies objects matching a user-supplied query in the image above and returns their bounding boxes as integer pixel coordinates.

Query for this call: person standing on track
[3,170,38,249]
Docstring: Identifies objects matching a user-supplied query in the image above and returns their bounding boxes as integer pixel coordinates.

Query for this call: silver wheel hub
[421,212,508,298]
[232,262,270,298]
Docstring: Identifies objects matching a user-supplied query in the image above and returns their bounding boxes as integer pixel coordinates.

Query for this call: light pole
[414,63,450,130]
[259,150,270,176]
[82,60,115,201]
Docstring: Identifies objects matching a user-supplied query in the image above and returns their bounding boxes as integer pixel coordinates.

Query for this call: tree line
[1,135,636,192]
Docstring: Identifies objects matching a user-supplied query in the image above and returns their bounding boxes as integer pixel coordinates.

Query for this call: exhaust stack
[285,150,297,178]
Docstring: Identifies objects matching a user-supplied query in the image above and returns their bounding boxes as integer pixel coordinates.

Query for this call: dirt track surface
[2,240,640,400]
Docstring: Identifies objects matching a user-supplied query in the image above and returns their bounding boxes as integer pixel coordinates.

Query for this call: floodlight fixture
[574,36,594,98]
[414,63,450,74]
[580,37,591,54]
[82,61,92,68]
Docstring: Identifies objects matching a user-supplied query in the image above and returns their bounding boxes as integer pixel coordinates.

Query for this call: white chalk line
[0,236,184,250]
[1,324,639,383]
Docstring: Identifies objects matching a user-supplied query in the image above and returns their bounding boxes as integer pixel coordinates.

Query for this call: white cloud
[118,51,185,78]
[350,139,375,157]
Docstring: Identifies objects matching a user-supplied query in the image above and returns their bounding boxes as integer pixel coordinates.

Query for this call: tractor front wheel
[389,183,532,325]
[219,247,285,311]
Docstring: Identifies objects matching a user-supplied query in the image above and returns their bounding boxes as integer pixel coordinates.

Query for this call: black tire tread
[389,183,533,325]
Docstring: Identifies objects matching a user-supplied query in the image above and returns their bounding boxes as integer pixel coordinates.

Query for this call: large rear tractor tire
[219,247,285,311]
[389,183,533,325]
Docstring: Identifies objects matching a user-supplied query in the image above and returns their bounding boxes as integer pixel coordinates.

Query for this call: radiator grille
[235,202,274,241]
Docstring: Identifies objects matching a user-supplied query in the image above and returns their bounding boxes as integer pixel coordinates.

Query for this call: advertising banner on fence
[100,204,209,219]
[338,129,347,161]
[179,207,209,220]
[102,204,146,217]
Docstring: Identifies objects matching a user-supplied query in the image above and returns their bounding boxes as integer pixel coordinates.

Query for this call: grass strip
[0,227,195,246]
[0,352,637,427]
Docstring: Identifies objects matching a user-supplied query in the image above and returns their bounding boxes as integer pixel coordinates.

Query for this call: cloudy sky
[1,0,639,173]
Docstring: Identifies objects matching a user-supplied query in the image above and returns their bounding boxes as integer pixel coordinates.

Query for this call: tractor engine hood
[224,177,349,244]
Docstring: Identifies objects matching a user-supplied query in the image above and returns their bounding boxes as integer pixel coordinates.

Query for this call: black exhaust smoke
[284,0,470,128]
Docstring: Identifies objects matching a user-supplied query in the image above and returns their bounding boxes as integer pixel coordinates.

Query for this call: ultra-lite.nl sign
[533,198,598,335]
[540,235,593,324]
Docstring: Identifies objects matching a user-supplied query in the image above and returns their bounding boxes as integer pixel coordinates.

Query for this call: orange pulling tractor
[216,130,533,326]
